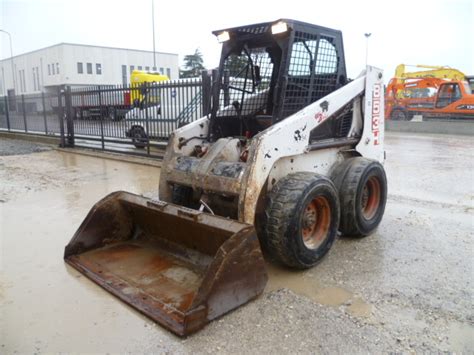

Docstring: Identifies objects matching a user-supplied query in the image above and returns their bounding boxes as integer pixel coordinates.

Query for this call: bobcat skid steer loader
[65,19,387,336]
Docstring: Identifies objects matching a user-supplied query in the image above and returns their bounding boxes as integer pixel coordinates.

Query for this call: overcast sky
[1,0,473,81]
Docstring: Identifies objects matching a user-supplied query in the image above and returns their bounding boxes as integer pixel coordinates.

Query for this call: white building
[0,43,179,96]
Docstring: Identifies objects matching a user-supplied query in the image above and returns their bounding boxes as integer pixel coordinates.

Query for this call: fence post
[201,70,211,117]
[41,91,48,134]
[21,94,28,132]
[4,96,10,131]
[97,85,105,150]
[144,82,151,155]
[65,86,75,147]
[58,88,66,147]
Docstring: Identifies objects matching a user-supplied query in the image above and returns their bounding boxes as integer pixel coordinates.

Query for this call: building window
[77,62,83,74]
[23,70,26,92]
[52,64,55,75]
[138,66,142,70]
[1,67,4,95]
[152,66,157,72]
[122,65,127,86]
[48,64,51,75]
[145,66,149,71]
[130,65,135,74]
[96,63,102,75]
[32,68,37,91]
[87,63,92,74]
[166,68,171,78]
[56,63,60,74]
[159,67,164,74]
[19,70,26,93]
[36,66,40,90]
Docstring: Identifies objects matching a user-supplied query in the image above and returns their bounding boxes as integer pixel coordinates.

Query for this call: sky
[1,0,473,81]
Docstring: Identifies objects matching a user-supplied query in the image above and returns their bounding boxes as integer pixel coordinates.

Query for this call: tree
[225,54,249,77]
[180,48,205,78]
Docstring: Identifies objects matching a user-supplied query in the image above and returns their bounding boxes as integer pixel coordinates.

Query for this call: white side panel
[267,148,344,191]
[355,66,385,163]
[239,76,366,223]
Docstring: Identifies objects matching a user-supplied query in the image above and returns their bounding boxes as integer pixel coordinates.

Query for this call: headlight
[271,21,288,35]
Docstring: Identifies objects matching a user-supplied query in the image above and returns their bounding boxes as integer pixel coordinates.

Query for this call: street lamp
[0,29,16,93]
[151,0,157,70]
[364,33,372,67]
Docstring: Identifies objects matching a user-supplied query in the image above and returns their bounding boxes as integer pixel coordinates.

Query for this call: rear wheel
[262,172,340,269]
[335,157,387,237]
[130,126,148,149]
[108,107,116,120]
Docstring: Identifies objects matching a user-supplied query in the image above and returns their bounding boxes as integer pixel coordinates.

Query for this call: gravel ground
[0,132,473,353]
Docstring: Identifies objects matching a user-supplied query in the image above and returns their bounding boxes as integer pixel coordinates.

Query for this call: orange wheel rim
[301,196,331,250]
[361,176,381,220]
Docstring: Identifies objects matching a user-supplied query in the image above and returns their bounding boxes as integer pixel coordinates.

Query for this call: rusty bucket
[64,191,268,336]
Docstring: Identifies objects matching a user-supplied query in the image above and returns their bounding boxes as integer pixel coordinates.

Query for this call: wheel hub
[361,176,381,220]
[301,196,331,250]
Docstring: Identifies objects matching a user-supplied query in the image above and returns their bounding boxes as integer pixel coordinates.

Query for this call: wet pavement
[0,132,473,353]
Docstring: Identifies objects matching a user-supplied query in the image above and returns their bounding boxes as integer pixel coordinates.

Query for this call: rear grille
[335,107,353,137]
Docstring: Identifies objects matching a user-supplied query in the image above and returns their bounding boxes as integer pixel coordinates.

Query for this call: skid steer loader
[65,19,387,336]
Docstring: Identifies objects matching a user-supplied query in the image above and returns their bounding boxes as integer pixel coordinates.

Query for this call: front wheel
[129,126,148,149]
[262,172,340,269]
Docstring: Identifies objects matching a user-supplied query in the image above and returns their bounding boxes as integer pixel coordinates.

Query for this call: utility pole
[364,33,372,67]
[0,29,16,93]
[152,0,157,70]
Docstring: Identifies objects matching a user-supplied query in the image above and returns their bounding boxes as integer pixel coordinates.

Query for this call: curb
[385,120,474,136]
[0,131,163,167]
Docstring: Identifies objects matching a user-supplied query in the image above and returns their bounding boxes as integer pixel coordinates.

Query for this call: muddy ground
[0,132,473,353]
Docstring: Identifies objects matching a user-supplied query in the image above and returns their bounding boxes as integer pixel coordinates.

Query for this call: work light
[217,31,230,43]
[271,22,288,34]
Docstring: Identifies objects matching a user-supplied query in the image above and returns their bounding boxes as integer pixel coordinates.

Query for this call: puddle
[265,263,372,317]
[346,298,373,318]
[311,286,352,306]
[0,150,165,352]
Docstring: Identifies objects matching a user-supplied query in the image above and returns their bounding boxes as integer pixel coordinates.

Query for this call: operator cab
[209,19,348,142]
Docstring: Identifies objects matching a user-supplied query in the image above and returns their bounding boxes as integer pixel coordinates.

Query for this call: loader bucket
[64,191,267,336]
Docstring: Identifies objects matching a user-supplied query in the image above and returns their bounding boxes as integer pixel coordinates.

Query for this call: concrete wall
[386,120,474,136]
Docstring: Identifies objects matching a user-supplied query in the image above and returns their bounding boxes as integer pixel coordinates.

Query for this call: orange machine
[385,65,474,120]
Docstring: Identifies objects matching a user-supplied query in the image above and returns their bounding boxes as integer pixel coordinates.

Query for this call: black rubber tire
[262,172,340,269]
[130,126,148,149]
[108,107,116,121]
[335,157,387,237]
[391,108,408,121]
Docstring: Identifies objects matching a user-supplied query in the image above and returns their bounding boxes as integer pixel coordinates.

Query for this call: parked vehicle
[124,76,260,147]
[385,64,474,120]
[68,70,169,121]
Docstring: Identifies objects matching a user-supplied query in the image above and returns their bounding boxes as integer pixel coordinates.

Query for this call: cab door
[435,83,462,109]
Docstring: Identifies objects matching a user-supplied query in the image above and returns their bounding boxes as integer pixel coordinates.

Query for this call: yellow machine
[130,70,169,104]
[394,64,467,81]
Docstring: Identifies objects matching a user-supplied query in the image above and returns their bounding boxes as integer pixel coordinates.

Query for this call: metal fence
[0,73,212,159]
[0,91,64,136]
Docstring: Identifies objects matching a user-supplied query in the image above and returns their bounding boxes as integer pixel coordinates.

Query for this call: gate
[0,72,213,159]
[60,74,211,158]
